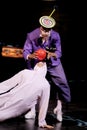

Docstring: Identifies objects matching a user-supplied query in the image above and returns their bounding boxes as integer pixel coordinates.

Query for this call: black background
[0,0,86,102]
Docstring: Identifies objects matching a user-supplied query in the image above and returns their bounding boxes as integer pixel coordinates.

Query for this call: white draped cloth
[0,62,50,127]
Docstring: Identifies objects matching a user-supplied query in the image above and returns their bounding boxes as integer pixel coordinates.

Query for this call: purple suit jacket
[23,27,62,69]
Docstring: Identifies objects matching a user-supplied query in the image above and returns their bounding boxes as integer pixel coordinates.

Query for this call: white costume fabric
[0,62,50,127]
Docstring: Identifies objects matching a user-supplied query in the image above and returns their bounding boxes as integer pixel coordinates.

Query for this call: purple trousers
[47,62,71,102]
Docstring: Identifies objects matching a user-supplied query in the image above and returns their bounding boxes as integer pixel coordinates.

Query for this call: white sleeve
[38,81,50,127]
[0,70,24,94]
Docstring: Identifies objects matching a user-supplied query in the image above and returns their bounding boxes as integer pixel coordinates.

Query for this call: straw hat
[39,16,56,29]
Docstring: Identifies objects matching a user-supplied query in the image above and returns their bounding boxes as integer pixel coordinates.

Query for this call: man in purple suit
[23,15,71,122]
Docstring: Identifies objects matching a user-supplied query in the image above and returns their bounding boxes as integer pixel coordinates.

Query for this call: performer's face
[40,26,51,38]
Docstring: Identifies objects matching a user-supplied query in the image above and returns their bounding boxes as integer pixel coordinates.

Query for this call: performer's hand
[28,52,37,59]
[46,51,57,59]
[40,124,54,129]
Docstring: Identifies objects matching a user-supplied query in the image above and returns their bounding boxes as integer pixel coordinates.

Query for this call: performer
[0,62,53,128]
[23,10,71,122]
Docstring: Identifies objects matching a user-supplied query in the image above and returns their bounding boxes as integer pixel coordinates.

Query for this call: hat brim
[39,16,56,29]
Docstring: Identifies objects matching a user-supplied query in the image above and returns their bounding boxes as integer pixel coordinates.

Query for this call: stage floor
[0,100,87,130]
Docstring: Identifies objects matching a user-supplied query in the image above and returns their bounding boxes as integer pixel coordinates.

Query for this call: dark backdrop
[0,0,86,102]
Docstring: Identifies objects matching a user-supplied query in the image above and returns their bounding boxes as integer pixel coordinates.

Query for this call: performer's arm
[0,70,23,94]
[23,34,33,60]
[38,82,54,128]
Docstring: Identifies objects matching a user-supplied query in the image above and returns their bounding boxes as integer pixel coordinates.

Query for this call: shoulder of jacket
[51,30,60,39]
[27,28,40,40]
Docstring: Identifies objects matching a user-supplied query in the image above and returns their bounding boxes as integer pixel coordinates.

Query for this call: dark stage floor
[0,100,87,130]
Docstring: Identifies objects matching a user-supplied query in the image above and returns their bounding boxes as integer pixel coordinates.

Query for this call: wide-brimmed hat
[39,16,56,29]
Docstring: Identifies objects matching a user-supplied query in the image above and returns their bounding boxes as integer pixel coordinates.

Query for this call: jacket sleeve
[52,32,62,59]
[23,33,33,60]
[38,81,50,127]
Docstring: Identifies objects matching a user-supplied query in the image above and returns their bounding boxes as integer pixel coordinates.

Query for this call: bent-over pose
[0,62,53,128]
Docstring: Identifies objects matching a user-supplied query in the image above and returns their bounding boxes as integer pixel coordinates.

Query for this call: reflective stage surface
[0,100,87,130]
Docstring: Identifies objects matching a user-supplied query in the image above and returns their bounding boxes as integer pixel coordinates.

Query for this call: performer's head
[34,62,47,77]
[39,16,56,38]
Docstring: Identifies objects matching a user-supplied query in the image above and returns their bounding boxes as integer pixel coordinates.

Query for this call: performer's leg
[25,106,36,119]
[54,99,62,122]
[48,64,71,122]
